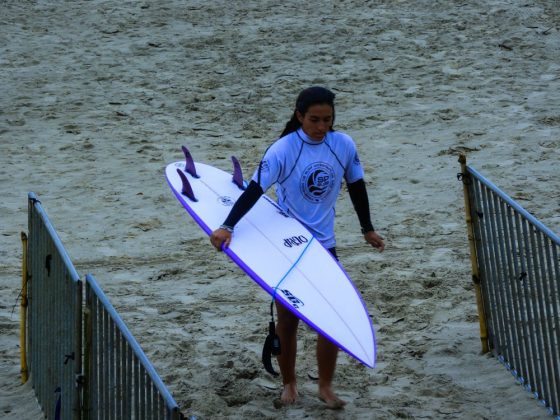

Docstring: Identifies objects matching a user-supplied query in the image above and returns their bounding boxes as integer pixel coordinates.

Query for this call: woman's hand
[364,231,385,252]
[210,228,232,251]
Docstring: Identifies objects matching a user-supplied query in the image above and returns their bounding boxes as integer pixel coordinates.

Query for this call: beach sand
[1,0,559,418]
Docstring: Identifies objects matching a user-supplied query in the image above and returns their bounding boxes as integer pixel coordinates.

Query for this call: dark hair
[279,86,336,137]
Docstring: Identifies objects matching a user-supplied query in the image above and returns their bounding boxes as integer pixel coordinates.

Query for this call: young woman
[210,86,385,408]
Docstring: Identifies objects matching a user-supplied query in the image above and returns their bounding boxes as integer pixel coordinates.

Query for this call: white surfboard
[165,146,376,368]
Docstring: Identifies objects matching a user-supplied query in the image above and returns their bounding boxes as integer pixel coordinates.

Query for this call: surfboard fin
[262,320,281,376]
[231,156,246,190]
[176,169,197,202]
[181,145,200,178]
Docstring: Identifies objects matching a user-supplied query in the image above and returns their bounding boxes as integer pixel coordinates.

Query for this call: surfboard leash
[261,301,282,376]
[262,236,315,376]
[270,236,315,303]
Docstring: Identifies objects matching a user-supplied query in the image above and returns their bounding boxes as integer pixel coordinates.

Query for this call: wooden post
[458,154,489,353]
[20,232,29,383]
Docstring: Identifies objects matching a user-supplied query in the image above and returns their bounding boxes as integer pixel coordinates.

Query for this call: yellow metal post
[20,232,29,383]
[458,154,489,353]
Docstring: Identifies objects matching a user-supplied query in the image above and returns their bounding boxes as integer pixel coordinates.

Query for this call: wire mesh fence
[85,274,183,420]
[25,193,185,419]
[461,163,560,416]
[27,192,82,419]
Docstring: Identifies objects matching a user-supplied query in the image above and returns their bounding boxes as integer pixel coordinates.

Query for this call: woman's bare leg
[317,334,346,409]
[275,302,300,404]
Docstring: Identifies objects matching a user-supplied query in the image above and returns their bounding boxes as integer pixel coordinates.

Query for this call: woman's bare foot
[280,382,299,405]
[319,386,346,409]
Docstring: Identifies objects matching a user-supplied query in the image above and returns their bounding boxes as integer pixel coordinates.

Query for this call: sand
[1,0,559,418]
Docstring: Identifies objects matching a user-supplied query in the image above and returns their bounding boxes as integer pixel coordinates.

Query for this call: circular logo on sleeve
[300,163,335,203]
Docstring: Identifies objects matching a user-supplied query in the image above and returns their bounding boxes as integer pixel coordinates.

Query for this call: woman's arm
[210,180,264,250]
[347,178,374,233]
[347,178,385,251]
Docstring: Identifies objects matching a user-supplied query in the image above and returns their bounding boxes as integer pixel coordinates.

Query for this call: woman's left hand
[364,231,385,252]
[210,228,232,251]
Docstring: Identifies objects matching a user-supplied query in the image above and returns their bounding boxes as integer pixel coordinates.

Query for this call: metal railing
[459,157,560,416]
[84,274,183,420]
[24,193,185,419]
[27,192,82,419]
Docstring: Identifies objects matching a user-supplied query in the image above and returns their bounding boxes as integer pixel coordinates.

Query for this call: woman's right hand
[210,228,232,251]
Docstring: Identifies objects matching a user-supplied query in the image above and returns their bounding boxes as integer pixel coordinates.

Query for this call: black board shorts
[328,247,338,261]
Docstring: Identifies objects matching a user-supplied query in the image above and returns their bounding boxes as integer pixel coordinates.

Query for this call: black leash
[261,301,281,376]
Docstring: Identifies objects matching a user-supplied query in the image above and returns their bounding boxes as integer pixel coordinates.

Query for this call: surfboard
[165,146,376,368]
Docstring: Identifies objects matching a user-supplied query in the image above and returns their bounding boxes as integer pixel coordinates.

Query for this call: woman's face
[297,103,333,141]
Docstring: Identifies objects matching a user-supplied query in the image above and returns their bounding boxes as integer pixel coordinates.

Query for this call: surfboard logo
[283,235,309,248]
[276,208,289,218]
[280,289,304,309]
[300,163,335,203]
[217,196,234,206]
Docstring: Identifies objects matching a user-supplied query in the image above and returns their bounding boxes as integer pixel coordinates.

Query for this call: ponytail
[279,112,301,138]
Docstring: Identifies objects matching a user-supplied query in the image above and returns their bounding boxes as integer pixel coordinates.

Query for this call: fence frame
[459,155,560,416]
[24,193,184,419]
[20,231,29,383]
[84,274,183,420]
[26,192,83,420]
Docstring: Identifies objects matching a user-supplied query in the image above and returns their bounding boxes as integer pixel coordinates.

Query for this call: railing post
[75,280,83,420]
[83,303,91,420]
[20,232,29,383]
[458,154,489,353]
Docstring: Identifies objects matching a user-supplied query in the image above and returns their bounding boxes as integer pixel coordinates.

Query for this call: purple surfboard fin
[176,168,197,201]
[181,145,199,178]
[231,156,246,190]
